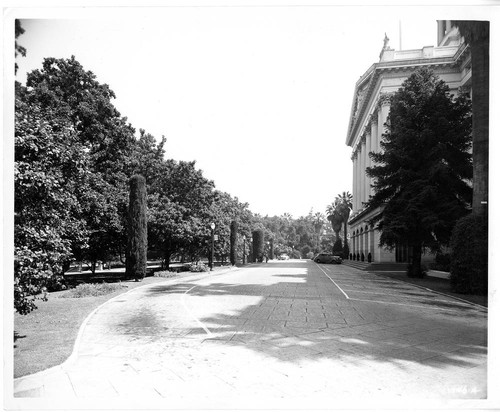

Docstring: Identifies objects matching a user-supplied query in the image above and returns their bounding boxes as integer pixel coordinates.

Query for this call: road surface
[13,259,488,409]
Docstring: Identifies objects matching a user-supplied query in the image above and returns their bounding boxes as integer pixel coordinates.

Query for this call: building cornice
[345,47,469,148]
[348,204,383,226]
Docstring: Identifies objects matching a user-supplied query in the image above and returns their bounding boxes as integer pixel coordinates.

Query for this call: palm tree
[326,202,343,244]
[312,212,324,253]
[335,192,353,250]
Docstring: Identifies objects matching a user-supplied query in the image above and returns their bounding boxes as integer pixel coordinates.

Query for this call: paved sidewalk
[10,260,489,409]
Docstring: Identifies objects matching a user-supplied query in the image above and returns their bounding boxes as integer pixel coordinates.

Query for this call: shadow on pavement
[141,264,487,374]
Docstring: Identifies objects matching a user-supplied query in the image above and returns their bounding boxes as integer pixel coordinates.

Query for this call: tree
[15,20,26,75]
[148,160,216,269]
[252,229,265,263]
[449,21,489,294]
[14,99,88,313]
[335,192,352,256]
[366,68,472,277]
[452,21,489,218]
[326,202,343,247]
[312,212,324,253]
[129,129,166,189]
[230,220,238,265]
[23,56,137,270]
[126,175,147,281]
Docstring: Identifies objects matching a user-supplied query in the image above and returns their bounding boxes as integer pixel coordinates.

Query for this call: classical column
[365,227,369,260]
[368,227,374,262]
[364,128,371,203]
[356,146,362,212]
[361,137,366,208]
[370,118,378,197]
[379,100,390,150]
[352,153,358,213]
[446,20,452,33]
[352,231,356,259]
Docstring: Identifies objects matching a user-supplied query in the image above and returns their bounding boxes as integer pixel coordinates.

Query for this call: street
[13,259,487,408]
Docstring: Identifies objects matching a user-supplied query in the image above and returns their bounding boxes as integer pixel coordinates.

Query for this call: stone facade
[346,21,472,263]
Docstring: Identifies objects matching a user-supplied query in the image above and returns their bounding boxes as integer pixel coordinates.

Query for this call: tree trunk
[343,220,348,248]
[408,242,423,278]
[470,23,489,218]
[164,250,171,270]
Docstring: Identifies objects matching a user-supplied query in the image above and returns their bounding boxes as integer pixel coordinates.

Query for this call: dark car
[314,253,342,264]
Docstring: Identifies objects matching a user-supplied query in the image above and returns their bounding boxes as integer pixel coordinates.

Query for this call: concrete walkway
[11,260,489,409]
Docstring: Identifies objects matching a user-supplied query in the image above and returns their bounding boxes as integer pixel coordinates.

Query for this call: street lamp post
[210,222,215,271]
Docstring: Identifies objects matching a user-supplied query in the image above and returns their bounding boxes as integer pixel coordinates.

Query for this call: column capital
[363,124,371,137]
[377,92,393,108]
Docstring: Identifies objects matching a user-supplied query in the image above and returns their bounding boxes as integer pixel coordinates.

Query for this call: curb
[370,272,488,311]
[342,263,486,310]
[13,265,241,391]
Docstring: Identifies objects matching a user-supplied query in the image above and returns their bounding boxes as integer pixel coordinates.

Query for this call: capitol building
[346,21,471,264]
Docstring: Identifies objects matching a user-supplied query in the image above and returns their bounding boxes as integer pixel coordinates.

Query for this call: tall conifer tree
[230,220,238,265]
[366,68,472,277]
[126,175,147,281]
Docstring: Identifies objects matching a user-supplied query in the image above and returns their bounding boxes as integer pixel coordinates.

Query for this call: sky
[8,3,497,218]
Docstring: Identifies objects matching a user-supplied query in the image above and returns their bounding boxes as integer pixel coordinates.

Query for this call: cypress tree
[252,229,264,263]
[126,175,147,281]
[230,220,238,265]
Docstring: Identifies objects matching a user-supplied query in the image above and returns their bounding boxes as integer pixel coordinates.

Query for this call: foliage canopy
[366,68,472,276]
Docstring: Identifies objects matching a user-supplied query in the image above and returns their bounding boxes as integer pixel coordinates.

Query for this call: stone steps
[342,260,371,271]
[342,261,408,272]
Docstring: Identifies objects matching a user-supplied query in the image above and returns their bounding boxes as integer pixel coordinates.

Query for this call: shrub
[59,282,127,298]
[306,251,314,260]
[45,274,68,292]
[342,244,350,259]
[407,263,428,277]
[434,251,451,272]
[153,271,179,278]
[332,238,343,255]
[301,245,311,258]
[291,249,301,259]
[450,214,488,295]
[189,262,210,272]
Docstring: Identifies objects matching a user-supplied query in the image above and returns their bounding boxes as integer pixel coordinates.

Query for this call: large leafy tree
[24,56,137,270]
[366,68,472,277]
[14,55,145,313]
[15,20,26,75]
[148,160,216,268]
[129,129,166,189]
[14,99,88,313]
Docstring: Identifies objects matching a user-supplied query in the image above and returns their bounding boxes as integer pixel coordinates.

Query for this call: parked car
[314,253,342,264]
[278,254,290,260]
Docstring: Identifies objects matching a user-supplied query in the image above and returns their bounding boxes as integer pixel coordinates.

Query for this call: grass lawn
[13,276,170,378]
[375,272,488,307]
